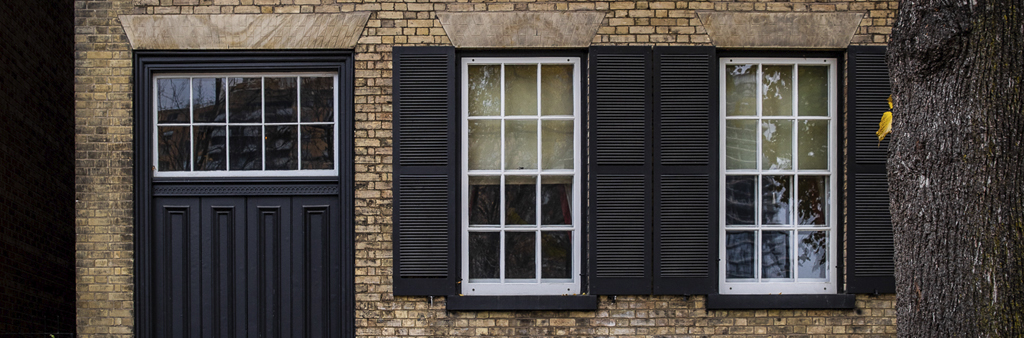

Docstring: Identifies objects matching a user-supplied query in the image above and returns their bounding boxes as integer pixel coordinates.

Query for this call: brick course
[75,0,898,336]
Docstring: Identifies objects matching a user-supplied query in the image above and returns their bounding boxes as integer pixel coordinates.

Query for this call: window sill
[446,295,598,311]
[706,294,856,310]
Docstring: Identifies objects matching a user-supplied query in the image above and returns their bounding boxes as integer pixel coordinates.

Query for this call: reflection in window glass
[157,78,190,123]
[504,65,538,116]
[193,126,226,171]
[505,176,536,225]
[229,126,262,171]
[726,231,755,278]
[157,126,189,171]
[468,65,501,117]
[505,232,536,278]
[761,231,791,278]
[154,74,337,176]
[722,58,835,292]
[762,175,792,225]
[193,77,226,123]
[798,231,828,279]
[798,176,829,226]
[726,176,756,225]
[762,65,793,116]
[541,231,572,279]
[761,119,793,170]
[725,64,756,116]
[469,232,500,279]
[468,176,500,225]
[265,77,297,123]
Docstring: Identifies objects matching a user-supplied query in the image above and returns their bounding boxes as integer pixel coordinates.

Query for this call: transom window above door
[153,74,338,177]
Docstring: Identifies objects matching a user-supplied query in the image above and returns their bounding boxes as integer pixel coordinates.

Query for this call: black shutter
[652,47,718,295]
[392,46,459,296]
[588,46,653,294]
[846,45,896,294]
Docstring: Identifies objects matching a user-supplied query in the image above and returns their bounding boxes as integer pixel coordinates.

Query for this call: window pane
[725,175,756,225]
[265,125,297,170]
[194,126,226,171]
[469,232,500,279]
[540,176,572,225]
[468,176,500,225]
[798,231,828,279]
[229,126,262,170]
[762,119,793,170]
[193,77,226,122]
[300,77,334,122]
[505,120,537,170]
[762,65,793,116]
[541,231,572,279]
[798,176,829,226]
[798,66,829,116]
[505,176,536,225]
[265,77,297,123]
[725,64,756,116]
[725,119,757,170]
[726,231,755,279]
[228,77,262,123]
[762,231,791,278]
[468,65,501,117]
[798,120,829,170]
[301,125,334,169]
[540,65,573,116]
[158,126,190,171]
[541,120,573,170]
[505,232,536,279]
[468,120,500,170]
[157,78,190,123]
[762,175,792,225]
[505,65,538,116]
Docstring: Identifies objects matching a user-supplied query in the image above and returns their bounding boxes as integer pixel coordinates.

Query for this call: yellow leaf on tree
[887,95,893,110]
[877,111,892,145]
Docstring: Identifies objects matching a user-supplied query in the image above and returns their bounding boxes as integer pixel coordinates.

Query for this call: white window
[153,73,338,177]
[460,57,581,295]
[719,58,837,295]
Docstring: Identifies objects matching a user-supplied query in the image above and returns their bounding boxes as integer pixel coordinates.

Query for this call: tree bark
[888,0,1024,336]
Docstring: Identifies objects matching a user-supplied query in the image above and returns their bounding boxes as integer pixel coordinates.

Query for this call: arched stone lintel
[120,13,371,50]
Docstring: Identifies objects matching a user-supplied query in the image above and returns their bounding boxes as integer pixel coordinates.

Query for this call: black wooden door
[151,194,343,337]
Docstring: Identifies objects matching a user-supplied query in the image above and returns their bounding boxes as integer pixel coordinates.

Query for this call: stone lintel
[120,13,371,50]
[437,11,606,49]
[698,12,865,49]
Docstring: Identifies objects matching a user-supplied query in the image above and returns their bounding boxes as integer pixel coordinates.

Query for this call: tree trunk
[887,0,1024,336]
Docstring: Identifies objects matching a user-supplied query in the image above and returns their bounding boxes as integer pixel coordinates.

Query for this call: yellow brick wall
[75,0,898,336]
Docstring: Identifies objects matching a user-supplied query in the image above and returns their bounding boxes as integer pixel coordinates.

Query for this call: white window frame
[718,57,838,295]
[152,72,339,178]
[460,57,582,296]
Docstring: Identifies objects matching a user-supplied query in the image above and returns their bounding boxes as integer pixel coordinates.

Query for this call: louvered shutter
[392,47,459,296]
[846,46,896,294]
[652,47,718,295]
[588,46,653,294]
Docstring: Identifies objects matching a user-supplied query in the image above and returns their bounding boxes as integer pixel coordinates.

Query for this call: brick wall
[0,0,76,335]
[75,0,898,336]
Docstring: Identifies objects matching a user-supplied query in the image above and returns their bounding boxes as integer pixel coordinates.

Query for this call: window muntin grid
[460,57,582,296]
[152,73,338,177]
[719,58,838,295]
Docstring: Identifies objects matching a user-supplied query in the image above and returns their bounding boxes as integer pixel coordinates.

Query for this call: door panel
[152,195,340,338]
